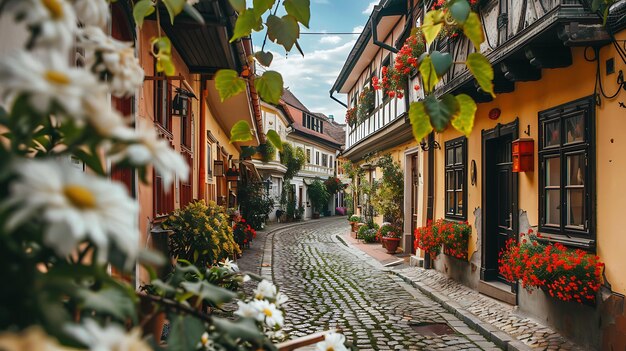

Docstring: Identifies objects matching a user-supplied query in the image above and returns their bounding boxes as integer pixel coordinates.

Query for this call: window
[315,151,320,165]
[329,155,333,170]
[154,69,171,132]
[206,143,212,179]
[322,154,328,167]
[539,97,594,246]
[445,137,467,220]
[306,148,311,163]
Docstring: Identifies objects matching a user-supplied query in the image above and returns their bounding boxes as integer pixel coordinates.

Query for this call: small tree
[280,142,306,180]
[372,155,404,226]
[307,179,330,215]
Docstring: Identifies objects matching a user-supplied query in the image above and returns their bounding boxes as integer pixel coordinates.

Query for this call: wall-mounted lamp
[213,160,224,177]
[420,139,441,151]
[172,88,194,116]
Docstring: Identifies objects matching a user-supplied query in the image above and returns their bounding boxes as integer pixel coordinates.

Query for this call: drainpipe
[198,79,206,199]
[371,4,399,54]
[424,132,435,269]
[329,90,347,108]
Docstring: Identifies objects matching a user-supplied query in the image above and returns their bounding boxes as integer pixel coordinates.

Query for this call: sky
[251,1,380,124]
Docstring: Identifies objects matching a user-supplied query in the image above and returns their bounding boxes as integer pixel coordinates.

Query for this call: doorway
[481,120,519,287]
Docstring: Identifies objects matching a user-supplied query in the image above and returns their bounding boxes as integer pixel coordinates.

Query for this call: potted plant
[226,167,239,182]
[348,215,361,232]
[380,224,402,254]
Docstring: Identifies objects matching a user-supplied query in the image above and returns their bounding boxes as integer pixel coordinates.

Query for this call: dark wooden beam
[500,61,541,82]
[493,76,515,94]
[558,22,611,47]
[525,45,573,69]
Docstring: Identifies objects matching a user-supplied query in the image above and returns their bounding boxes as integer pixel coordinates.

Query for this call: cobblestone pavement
[393,268,584,351]
[270,218,502,350]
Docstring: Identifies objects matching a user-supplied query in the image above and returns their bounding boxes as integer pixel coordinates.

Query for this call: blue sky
[251,1,379,124]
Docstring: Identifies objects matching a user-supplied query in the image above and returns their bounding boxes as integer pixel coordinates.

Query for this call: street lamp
[264,177,272,194]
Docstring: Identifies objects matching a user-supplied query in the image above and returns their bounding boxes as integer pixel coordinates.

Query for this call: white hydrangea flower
[251,299,284,328]
[65,319,151,351]
[219,258,239,272]
[5,159,139,263]
[254,280,277,300]
[316,332,348,351]
[71,0,109,28]
[78,26,144,97]
[5,0,77,51]
[0,51,103,120]
[109,119,189,188]
[234,301,260,319]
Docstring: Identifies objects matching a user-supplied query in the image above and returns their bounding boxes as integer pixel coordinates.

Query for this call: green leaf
[254,51,273,67]
[230,120,253,143]
[419,55,439,94]
[284,0,311,28]
[462,12,484,50]
[229,0,246,12]
[156,54,175,76]
[430,51,453,77]
[591,0,602,12]
[466,53,495,97]
[452,94,477,136]
[450,0,471,25]
[76,287,136,321]
[231,8,263,42]
[266,129,283,151]
[254,70,284,104]
[132,0,155,29]
[167,315,205,351]
[266,14,300,52]
[163,0,186,24]
[422,9,444,45]
[74,148,105,175]
[215,69,246,102]
[213,317,265,342]
[183,2,205,25]
[180,281,237,305]
[423,94,459,132]
[408,102,433,141]
[253,0,276,14]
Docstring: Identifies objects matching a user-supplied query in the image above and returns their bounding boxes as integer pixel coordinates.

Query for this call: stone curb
[390,270,531,351]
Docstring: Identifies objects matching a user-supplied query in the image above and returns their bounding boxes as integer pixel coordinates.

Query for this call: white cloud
[319,35,342,44]
[362,1,378,15]
[259,40,356,124]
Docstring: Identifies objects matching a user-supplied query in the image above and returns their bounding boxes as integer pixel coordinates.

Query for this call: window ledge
[537,232,596,250]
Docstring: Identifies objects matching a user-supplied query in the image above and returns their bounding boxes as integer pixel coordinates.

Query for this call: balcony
[436,0,606,100]
[301,164,334,177]
[346,94,407,150]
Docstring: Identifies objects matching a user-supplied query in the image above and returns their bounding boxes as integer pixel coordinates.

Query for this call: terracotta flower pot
[349,222,358,232]
[383,237,401,254]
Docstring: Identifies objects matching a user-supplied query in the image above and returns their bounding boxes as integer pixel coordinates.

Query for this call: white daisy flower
[84,99,134,140]
[0,51,103,120]
[251,300,284,328]
[65,319,151,351]
[78,26,144,97]
[242,275,251,282]
[109,119,189,188]
[275,292,289,307]
[316,332,348,351]
[254,280,277,300]
[219,258,239,272]
[197,332,215,351]
[5,159,139,263]
[5,0,77,51]
[71,0,109,28]
[234,301,259,319]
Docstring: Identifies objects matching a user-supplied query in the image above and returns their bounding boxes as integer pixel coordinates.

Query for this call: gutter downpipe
[371,4,399,53]
[424,131,435,269]
[329,91,348,108]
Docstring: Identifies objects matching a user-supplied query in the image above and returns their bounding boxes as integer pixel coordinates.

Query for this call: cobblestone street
[266,218,501,350]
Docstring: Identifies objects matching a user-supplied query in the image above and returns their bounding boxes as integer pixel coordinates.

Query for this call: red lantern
[512,138,534,172]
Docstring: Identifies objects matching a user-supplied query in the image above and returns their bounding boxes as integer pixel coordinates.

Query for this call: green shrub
[380,224,402,238]
[361,229,378,243]
[164,200,241,269]
[357,224,369,239]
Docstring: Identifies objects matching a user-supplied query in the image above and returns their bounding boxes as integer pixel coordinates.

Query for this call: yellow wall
[435,41,626,293]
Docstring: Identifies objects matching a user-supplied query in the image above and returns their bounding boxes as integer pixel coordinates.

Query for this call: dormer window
[304,113,323,133]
